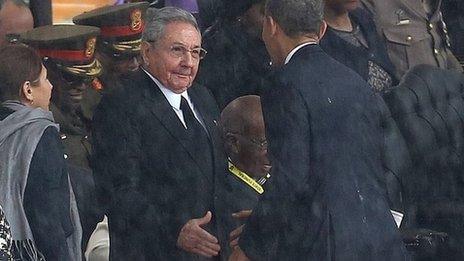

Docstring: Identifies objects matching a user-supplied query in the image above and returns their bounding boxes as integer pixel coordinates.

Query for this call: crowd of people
[0,0,463,260]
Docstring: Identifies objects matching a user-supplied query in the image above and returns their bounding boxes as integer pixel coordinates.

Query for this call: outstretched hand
[177,211,221,257]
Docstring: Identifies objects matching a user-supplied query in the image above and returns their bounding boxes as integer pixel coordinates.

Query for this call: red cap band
[100,21,145,37]
[37,49,91,62]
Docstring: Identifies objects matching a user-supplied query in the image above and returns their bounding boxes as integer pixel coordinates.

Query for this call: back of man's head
[265,0,324,38]
[0,0,33,46]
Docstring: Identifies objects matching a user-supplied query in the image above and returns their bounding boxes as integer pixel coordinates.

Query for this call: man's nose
[181,51,196,67]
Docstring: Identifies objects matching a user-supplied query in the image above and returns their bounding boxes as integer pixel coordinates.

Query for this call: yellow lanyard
[228,162,264,194]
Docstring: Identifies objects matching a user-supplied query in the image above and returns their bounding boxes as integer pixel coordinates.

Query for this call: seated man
[218,95,271,259]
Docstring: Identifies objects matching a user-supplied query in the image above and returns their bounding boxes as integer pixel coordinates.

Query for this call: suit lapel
[142,72,213,177]
[189,85,225,176]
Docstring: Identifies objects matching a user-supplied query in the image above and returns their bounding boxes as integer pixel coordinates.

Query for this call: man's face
[143,22,201,94]
[325,0,359,13]
[262,15,280,67]
[53,71,92,113]
[0,0,33,46]
[235,120,271,178]
[98,51,141,77]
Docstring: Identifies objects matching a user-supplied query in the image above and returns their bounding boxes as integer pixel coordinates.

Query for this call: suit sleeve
[92,92,162,256]
[238,83,313,260]
[24,127,72,260]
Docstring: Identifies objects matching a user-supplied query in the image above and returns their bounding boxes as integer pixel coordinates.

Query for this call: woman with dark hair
[0,44,81,261]
[321,0,397,93]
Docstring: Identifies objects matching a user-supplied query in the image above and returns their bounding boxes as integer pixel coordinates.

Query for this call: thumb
[197,211,212,226]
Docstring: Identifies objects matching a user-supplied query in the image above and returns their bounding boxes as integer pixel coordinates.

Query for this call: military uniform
[73,2,149,122]
[20,25,105,251]
[362,0,463,79]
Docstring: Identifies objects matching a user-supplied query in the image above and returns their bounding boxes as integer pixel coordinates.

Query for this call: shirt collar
[142,68,189,110]
[284,42,318,65]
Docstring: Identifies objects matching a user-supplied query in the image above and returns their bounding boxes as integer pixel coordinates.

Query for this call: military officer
[73,1,149,121]
[361,0,462,79]
[20,25,105,251]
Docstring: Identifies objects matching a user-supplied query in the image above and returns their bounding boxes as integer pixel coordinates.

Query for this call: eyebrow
[171,41,201,49]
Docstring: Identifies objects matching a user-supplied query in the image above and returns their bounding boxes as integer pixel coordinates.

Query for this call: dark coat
[92,69,228,260]
[197,21,272,109]
[216,168,262,259]
[0,106,74,260]
[238,45,409,261]
[320,8,398,87]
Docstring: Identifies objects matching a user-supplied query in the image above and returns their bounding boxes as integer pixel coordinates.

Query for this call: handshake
[176,210,253,260]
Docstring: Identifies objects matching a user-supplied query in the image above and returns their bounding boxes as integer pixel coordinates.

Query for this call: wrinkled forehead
[160,21,202,47]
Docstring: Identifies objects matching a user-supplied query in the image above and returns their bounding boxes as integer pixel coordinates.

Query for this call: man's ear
[267,15,278,37]
[21,81,34,102]
[318,20,328,41]
[140,41,151,66]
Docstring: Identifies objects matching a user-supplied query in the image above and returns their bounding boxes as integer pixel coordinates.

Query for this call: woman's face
[30,65,53,111]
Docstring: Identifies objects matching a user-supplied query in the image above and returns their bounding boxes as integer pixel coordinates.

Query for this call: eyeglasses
[147,41,207,60]
[61,71,94,86]
[169,44,207,60]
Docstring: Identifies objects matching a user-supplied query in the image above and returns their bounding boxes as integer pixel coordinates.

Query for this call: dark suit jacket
[92,69,227,260]
[238,45,409,261]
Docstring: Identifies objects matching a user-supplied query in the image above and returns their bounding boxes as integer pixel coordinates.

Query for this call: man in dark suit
[229,0,409,260]
[92,7,226,260]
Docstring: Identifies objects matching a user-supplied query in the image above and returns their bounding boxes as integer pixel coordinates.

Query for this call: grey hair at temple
[142,6,200,45]
[265,0,324,38]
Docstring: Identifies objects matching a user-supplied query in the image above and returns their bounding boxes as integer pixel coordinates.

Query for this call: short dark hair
[0,44,42,102]
[265,0,324,38]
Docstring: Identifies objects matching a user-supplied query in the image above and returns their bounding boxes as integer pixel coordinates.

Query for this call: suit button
[428,23,434,29]
[434,48,439,55]
[406,36,412,41]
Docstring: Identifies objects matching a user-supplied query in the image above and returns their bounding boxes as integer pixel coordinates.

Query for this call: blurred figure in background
[218,95,271,259]
[20,25,105,252]
[73,2,149,122]
[0,44,81,260]
[362,0,462,79]
[321,0,397,93]
[0,0,33,46]
[196,0,272,109]
[442,0,464,67]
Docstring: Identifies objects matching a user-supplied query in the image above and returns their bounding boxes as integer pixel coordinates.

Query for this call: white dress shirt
[142,68,206,130]
[284,42,318,65]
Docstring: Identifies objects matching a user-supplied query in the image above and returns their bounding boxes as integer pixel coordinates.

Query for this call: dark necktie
[180,96,216,227]
[180,96,206,135]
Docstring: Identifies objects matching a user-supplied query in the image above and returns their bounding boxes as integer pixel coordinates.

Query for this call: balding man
[230,0,409,260]
[218,95,270,259]
[0,0,33,46]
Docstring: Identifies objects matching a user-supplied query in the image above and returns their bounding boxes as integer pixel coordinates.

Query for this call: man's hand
[229,246,250,261]
[231,210,252,220]
[229,210,252,249]
[177,211,221,257]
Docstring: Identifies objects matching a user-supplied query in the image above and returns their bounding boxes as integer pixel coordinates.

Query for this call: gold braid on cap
[111,38,142,52]
[60,59,102,77]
